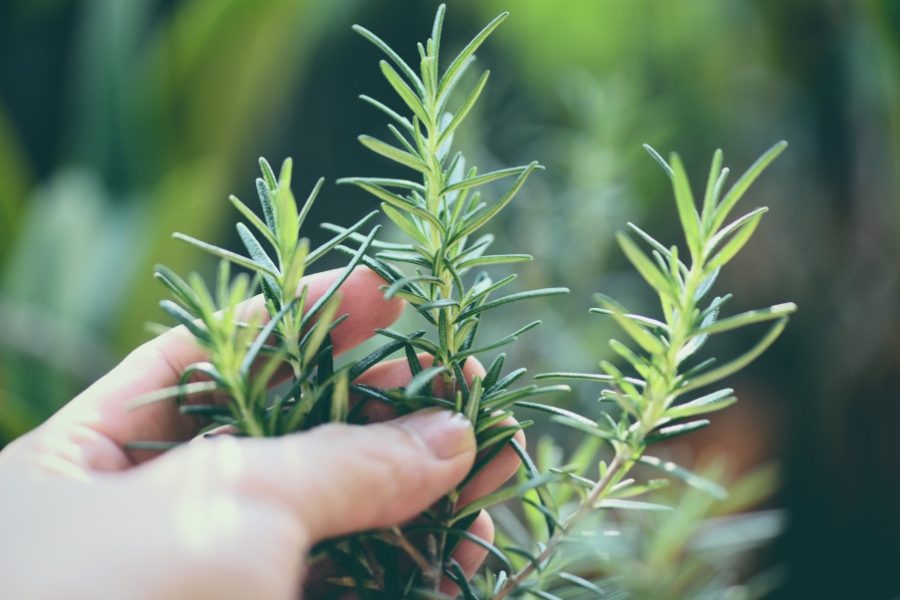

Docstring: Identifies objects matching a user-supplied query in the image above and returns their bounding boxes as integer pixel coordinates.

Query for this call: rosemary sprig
[335,4,570,594]
[133,158,378,438]
[492,142,796,598]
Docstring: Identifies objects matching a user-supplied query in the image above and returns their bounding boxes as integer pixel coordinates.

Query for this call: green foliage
[485,142,795,598]
[134,5,793,598]
[325,6,793,599]
[135,159,378,438]
[321,6,572,594]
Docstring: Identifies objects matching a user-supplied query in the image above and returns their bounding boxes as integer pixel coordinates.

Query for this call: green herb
[135,5,795,597]
[334,4,570,593]
[134,158,379,437]
[490,142,795,599]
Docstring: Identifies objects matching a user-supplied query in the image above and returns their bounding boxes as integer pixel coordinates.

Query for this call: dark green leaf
[645,419,710,444]
[457,287,568,320]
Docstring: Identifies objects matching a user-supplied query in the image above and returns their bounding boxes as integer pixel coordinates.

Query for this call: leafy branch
[132,158,378,439]
[331,4,571,595]
[491,142,796,598]
[128,5,796,597]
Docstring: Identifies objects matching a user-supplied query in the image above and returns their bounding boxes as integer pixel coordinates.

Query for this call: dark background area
[0,0,898,597]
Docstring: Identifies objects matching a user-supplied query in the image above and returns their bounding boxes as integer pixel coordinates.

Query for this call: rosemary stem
[494,451,629,600]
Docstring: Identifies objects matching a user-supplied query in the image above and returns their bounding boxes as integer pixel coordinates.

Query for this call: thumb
[166,409,476,544]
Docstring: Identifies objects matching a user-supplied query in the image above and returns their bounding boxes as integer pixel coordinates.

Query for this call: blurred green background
[0,0,898,597]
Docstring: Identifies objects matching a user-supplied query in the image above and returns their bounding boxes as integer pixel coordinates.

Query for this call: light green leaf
[678,317,790,394]
[127,380,218,410]
[640,455,728,499]
[351,25,424,94]
[701,148,724,224]
[437,11,508,101]
[593,294,667,354]
[694,302,797,336]
[439,70,489,144]
[706,210,765,270]
[358,135,429,173]
[404,365,446,398]
[643,143,674,176]
[667,388,736,419]
[173,233,280,278]
[711,140,787,231]
[457,253,532,270]
[443,165,531,194]
[597,498,673,511]
[669,153,702,258]
[616,233,677,302]
[453,162,543,240]
[379,60,430,126]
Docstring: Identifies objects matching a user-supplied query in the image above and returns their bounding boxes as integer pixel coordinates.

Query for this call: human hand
[0,267,523,599]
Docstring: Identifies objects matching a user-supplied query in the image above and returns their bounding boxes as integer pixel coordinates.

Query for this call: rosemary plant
[132,5,795,598]
[133,158,380,439]
[483,143,797,599]
[324,5,571,595]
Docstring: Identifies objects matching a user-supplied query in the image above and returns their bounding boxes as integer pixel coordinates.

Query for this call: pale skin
[0,267,524,599]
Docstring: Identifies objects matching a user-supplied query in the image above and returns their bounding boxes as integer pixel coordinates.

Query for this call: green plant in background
[0,0,351,442]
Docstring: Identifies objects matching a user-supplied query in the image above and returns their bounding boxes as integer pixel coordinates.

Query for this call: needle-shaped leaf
[706,209,766,270]
[457,287,568,320]
[154,265,203,314]
[669,153,702,258]
[645,419,710,444]
[453,162,543,241]
[457,254,532,270]
[711,140,787,232]
[404,366,447,398]
[302,226,380,328]
[643,143,674,177]
[616,232,677,302]
[173,233,280,278]
[667,388,736,419]
[240,299,296,377]
[159,300,210,343]
[451,473,555,525]
[438,11,508,101]
[302,295,342,365]
[128,380,219,410]
[694,302,797,336]
[305,210,379,266]
[639,455,728,499]
[439,70,489,145]
[593,294,667,354]
[352,25,425,95]
[358,135,429,173]
[379,60,431,126]
[358,94,414,132]
[229,194,277,248]
[597,498,673,512]
[701,148,724,224]
[678,317,790,395]
[443,165,532,194]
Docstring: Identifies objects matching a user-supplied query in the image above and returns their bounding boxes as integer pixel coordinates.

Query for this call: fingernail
[395,408,475,460]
